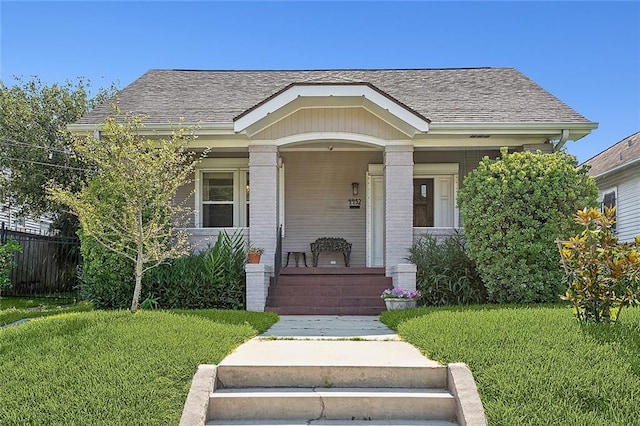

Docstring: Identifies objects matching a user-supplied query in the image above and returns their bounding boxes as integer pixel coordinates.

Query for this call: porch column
[248,144,279,270]
[383,144,416,291]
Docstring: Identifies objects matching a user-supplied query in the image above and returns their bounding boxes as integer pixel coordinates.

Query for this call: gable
[252,107,408,141]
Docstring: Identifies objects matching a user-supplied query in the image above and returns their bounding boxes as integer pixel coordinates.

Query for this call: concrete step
[208,387,457,421]
[207,419,458,425]
[216,365,448,389]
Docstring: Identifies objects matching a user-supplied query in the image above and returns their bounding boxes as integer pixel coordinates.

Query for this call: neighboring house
[583,131,640,242]
[69,68,597,312]
[0,202,53,234]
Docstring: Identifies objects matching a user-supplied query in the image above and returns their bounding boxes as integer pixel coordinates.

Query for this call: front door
[413,178,434,227]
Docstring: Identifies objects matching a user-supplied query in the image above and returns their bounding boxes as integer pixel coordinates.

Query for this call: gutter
[67,122,235,135]
[554,129,570,151]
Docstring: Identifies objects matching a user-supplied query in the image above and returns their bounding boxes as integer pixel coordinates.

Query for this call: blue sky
[1,1,638,163]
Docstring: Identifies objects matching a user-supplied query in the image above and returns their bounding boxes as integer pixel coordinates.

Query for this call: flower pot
[247,252,261,264]
[384,298,417,310]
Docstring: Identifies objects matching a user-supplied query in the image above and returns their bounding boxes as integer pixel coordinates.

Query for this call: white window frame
[194,159,249,228]
[413,163,459,228]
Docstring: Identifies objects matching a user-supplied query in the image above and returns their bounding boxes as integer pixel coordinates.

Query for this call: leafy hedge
[79,231,247,309]
[408,232,486,306]
[457,149,597,303]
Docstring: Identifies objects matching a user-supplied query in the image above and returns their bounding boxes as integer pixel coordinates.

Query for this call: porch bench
[310,237,352,267]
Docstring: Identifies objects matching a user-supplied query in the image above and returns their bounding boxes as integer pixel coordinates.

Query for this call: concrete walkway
[259,315,400,340]
[220,315,440,368]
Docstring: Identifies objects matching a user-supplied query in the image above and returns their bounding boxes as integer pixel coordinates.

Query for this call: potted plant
[247,246,265,264]
[381,288,421,310]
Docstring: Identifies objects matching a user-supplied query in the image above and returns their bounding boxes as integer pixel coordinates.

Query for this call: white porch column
[384,144,416,290]
[245,263,273,312]
[248,144,279,270]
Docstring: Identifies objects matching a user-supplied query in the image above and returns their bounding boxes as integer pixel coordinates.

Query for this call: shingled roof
[583,131,640,176]
[77,67,592,125]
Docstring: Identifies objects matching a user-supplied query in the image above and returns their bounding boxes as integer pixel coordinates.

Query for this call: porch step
[267,268,391,315]
[207,364,457,424]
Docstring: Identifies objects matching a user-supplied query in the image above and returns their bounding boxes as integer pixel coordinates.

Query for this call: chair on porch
[310,237,352,267]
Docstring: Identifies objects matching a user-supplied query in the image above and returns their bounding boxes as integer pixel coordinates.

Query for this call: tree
[0,77,117,234]
[48,108,200,312]
[457,148,598,303]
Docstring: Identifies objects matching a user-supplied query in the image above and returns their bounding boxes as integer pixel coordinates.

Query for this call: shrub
[408,232,486,306]
[145,230,247,309]
[78,230,134,309]
[457,148,597,303]
[0,239,21,300]
[559,207,640,323]
[80,231,247,310]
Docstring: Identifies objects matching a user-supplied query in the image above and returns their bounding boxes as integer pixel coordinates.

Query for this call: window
[196,161,249,228]
[202,172,234,227]
[601,188,617,231]
[413,178,434,227]
[413,164,459,227]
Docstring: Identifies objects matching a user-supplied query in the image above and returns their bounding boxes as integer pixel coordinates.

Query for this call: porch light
[352,182,359,196]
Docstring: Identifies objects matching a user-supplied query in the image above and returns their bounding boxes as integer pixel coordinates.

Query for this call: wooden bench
[310,237,352,267]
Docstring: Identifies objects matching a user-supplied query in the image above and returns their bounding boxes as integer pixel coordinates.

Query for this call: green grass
[171,308,279,334]
[382,305,640,425]
[0,309,278,425]
[0,295,77,310]
[0,301,94,327]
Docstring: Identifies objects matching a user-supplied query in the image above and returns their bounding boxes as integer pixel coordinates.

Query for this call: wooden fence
[1,222,80,296]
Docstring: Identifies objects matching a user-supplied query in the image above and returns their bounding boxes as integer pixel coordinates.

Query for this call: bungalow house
[583,131,640,242]
[69,68,597,313]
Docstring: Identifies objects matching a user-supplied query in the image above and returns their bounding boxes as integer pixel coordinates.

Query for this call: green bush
[560,207,640,323]
[146,230,247,309]
[457,148,597,303]
[78,231,134,309]
[79,230,247,309]
[0,239,21,299]
[408,232,486,306]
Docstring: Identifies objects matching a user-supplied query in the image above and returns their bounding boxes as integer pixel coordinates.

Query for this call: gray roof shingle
[583,131,640,176]
[77,68,592,125]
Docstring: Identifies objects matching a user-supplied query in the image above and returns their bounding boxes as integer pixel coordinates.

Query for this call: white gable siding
[0,203,53,234]
[597,166,640,243]
[253,107,408,141]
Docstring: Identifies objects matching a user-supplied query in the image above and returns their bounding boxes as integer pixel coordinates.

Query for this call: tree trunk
[130,251,144,313]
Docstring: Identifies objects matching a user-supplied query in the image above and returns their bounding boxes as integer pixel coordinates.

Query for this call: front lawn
[0,295,78,310]
[382,305,640,426]
[0,310,278,425]
[0,301,94,327]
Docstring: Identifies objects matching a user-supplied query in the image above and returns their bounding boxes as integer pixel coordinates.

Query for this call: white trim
[234,84,429,133]
[257,132,402,148]
[414,163,459,174]
[196,162,250,228]
[278,162,285,237]
[368,164,384,175]
[366,172,372,267]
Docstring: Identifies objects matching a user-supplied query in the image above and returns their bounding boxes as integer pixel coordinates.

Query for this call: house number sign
[349,198,361,209]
